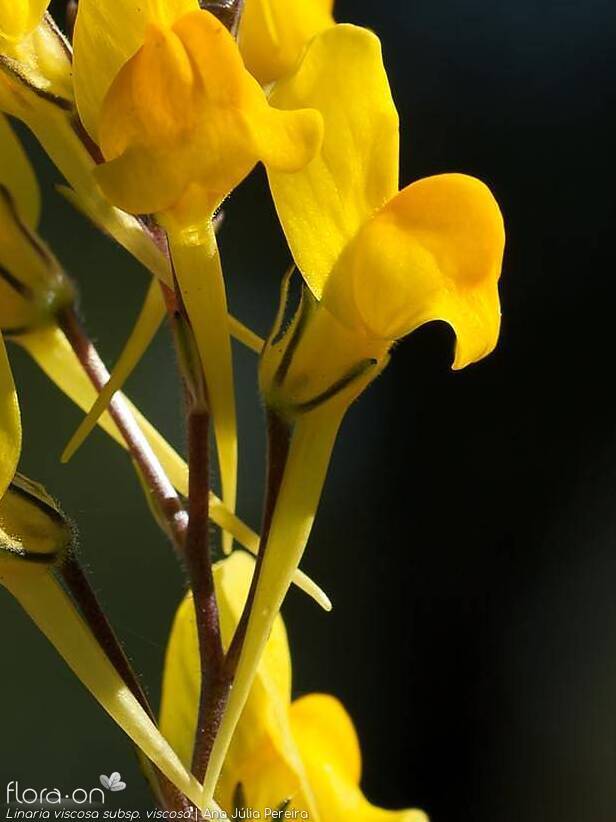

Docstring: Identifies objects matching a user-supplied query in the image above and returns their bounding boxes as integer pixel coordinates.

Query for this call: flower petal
[0,113,40,228]
[290,694,427,822]
[244,103,324,178]
[323,173,505,369]
[239,0,334,85]
[0,0,49,42]
[73,0,198,140]
[290,694,361,784]
[0,334,20,499]
[268,24,399,299]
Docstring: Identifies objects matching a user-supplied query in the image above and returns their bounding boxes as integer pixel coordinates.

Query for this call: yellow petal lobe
[95,9,322,220]
[239,0,334,85]
[99,22,194,160]
[290,693,361,785]
[290,694,427,822]
[323,173,505,369]
[73,0,198,140]
[268,24,399,298]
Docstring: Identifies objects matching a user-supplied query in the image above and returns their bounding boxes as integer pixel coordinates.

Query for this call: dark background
[2,1,616,820]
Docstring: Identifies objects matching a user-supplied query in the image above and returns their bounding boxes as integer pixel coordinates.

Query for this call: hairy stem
[58,307,188,552]
[165,281,228,782]
[60,551,152,716]
[185,403,227,781]
[190,412,290,797]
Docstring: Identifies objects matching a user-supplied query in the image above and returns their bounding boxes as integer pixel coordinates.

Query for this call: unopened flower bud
[0,473,72,575]
[0,185,76,335]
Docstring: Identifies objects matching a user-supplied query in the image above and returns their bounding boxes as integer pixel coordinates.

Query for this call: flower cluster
[0,0,504,818]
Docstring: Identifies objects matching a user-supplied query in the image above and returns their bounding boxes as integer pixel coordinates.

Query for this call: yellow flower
[74,0,322,222]
[203,26,504,802]
[267,24,504,383]
[161,551,426,821]
[239,0,335,85]
[73,0,323,543]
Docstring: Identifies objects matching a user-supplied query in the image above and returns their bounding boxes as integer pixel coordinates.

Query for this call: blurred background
[2,1,616,820]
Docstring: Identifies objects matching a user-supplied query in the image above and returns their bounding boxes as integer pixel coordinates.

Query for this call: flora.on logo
[99,774,126,793]
[6,780,106,806]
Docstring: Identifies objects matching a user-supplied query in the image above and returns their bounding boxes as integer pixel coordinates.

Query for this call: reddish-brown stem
[192,410,290,791]
[163,276,228,781]
[184,402,228,781]
[58,307,188,553]
[61,552,152,715]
